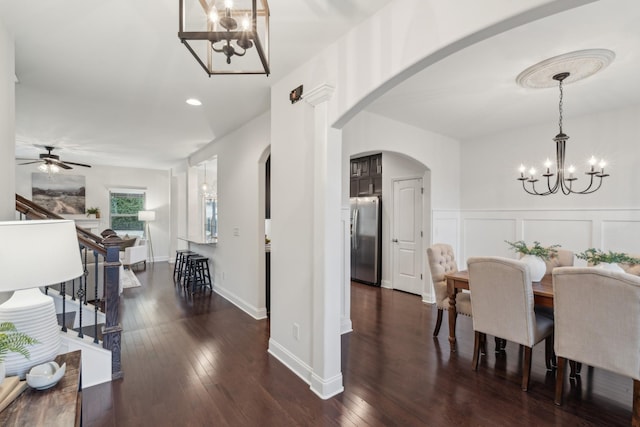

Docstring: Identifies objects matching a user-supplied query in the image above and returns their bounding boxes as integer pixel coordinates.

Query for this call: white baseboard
[268,338,312,385]
[213,284,266,320]
[422,293,435,304]
[310,372,344,399]
[268,338,345,400]
[341,318,353,334]
[381,279,392,289]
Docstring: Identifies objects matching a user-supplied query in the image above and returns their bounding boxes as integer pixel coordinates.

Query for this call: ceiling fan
[17,146,91,170]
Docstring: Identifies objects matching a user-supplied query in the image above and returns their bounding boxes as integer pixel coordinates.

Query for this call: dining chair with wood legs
[553,267,640,425]
[468,256,555,391]
[427,244,472,337]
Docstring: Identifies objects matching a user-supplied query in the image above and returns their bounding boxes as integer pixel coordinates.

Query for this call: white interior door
[392,178,423,295]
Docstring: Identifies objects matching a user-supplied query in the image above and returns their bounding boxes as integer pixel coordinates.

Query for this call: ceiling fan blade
[18,160,44,165]
[48,158,73,169]
[62,161,92,168]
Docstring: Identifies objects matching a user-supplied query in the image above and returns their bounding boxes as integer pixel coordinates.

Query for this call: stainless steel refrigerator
[350,196,382,286]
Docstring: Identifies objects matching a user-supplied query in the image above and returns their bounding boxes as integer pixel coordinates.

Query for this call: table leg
[448,289,458,351]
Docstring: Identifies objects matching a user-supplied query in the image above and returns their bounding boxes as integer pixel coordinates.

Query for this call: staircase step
[57,312,76,330]
[72,323,105,341]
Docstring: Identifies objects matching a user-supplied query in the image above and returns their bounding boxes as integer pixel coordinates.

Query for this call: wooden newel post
[102,239,124,379]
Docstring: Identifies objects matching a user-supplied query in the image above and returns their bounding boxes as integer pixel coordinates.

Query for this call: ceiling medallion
[516,49,615,88]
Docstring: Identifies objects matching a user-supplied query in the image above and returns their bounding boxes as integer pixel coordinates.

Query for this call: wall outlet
[293,323,300,341]
[233,227,240,236]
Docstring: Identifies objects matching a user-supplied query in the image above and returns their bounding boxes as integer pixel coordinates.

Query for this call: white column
[305,83,344,398]
[0,19,15,220]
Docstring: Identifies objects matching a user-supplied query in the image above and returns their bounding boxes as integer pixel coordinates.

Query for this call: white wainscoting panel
[522,219,592,254]
[433,209,640,270]
[463,218,517,264]
[428,212,460,302]
[601,220,640,254]
[432,217,458,248]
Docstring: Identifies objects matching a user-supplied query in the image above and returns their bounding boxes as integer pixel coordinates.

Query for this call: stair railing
[15,193,123,379]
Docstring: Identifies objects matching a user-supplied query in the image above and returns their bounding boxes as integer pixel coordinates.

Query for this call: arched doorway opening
[344,148,432,308]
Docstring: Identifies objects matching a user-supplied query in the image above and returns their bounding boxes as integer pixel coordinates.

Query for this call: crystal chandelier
[517,72,609,195]
[178,0,270,76]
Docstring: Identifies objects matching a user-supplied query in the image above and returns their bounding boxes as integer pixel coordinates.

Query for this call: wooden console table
[0,350,82,426]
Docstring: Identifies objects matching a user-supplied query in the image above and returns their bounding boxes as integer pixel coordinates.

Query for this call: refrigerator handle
[353,208,359,250]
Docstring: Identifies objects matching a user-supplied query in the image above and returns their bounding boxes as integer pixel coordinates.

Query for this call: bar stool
[185,256,212,294]
[173,249,192,280]
[178,252,199,285]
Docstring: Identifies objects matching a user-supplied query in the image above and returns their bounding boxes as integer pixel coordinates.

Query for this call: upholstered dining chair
[467,256,555,391]
[427,244,472,337]
[544,249,574,274]
[552,267,640,424]
[620,254,640,276]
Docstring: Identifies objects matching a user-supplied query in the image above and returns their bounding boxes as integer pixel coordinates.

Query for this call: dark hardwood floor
[83,264,633,426]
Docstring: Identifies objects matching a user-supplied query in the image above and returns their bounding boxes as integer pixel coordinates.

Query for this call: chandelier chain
[558,78,563,134]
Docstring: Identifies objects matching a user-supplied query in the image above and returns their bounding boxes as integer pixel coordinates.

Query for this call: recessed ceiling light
[186,98,202,106]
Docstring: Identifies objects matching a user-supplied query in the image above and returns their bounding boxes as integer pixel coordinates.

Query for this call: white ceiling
[3,0,640,171]
[0,0,391,169]
[366,0,640,142]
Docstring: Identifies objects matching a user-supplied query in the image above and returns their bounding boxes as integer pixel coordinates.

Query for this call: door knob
[392,239,398,243]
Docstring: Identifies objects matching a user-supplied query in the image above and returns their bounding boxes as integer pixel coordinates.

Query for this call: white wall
[452,104,640,268]
[268,0,578,395]
[342,112,453,302]
[327,0,578,128]
[186,112,270,319]
[343,111,458,209]
[461,105,640,210]
[15,164,172,262]
[270,76,317,381]
[0,18,15,220]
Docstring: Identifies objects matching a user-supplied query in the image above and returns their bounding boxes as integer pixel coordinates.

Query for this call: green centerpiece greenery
[576,248,640,265]
[0,322,38,363]
[505,240,560,261]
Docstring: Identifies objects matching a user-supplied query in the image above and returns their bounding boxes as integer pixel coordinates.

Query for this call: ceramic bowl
[26,361,66,390]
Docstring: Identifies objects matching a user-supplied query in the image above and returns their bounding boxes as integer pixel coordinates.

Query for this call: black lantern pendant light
[179,0,270,76]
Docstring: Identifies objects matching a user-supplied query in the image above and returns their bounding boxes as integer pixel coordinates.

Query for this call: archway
[257,145,271,319]
[342,145,433,326]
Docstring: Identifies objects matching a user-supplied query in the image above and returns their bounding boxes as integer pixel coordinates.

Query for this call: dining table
[445,270,554,351]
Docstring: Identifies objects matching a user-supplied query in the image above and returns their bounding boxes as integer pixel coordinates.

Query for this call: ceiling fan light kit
[17,146,92,174]
[178,0,270,76]
[515,49,615,196]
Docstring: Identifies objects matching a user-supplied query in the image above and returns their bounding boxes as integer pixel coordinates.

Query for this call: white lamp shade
[0,220,83,292]
[138,210,156,221]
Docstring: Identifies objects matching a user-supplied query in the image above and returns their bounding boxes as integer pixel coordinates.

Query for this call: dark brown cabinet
[350,154,382,197]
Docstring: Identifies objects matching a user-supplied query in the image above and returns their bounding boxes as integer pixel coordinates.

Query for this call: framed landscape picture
[32,173,86,214]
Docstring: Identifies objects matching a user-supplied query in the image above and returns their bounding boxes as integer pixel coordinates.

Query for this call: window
[109,191,145,236]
